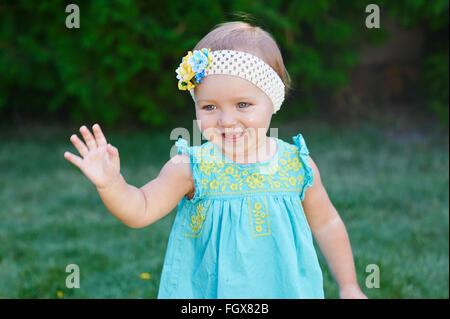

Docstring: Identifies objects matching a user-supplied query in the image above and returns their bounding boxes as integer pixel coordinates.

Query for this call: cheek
[196,114,212,130]
[196,115,218,140]
[244,112,271,136]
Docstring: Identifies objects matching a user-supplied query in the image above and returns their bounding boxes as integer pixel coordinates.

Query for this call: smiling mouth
[221,131,245,142]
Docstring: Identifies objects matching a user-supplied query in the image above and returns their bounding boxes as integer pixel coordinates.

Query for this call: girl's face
[194,74,274,163]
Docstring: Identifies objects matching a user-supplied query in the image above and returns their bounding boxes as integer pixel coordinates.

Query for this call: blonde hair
[193,21,291,95]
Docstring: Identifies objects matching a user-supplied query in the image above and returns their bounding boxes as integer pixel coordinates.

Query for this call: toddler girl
[64,21,367,299]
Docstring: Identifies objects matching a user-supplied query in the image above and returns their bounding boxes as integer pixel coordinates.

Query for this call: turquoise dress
[157,134,324,299]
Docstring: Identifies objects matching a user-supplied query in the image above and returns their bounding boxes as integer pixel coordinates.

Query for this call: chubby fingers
[92,123,107,147]
[79,125,97,151]
[70,133,89,157]
[63,151,83,169]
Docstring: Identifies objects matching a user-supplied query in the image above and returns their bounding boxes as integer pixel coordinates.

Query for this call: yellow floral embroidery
[287,157,302,172]
[296,174,304,185]
[209,180,219,190]
[225,166,235,174]
[199,161,215,175]
[246,172,266,189]
[248,196,270,237]
[259,161,281,175]
[288,177,297,186]
[185,200,210,238]
[193,141,307,196]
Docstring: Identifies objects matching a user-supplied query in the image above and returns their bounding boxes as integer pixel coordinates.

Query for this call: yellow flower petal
[178,81,187,90]
[140,272,152,280]
[186,81,195,90]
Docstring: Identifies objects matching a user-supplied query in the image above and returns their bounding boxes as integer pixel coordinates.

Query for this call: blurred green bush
[0,0,448,128]
[387,0,449,127]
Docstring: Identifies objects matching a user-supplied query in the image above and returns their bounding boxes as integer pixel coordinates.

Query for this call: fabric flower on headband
[176,48,212,91]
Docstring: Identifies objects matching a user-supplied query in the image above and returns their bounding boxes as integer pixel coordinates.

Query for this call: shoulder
[165,153,192,177]
[303,155,324,201]
[307,156,320,178]
[160,153,194,193]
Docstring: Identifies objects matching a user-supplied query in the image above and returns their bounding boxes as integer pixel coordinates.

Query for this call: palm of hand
[64,124,120,189]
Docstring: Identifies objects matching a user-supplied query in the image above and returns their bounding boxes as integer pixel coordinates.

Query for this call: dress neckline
[209,137,281,167]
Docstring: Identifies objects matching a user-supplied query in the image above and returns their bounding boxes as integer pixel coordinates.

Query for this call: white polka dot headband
[175,48,285,114]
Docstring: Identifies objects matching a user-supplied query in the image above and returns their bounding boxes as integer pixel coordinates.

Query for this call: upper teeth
[224,133,242,137]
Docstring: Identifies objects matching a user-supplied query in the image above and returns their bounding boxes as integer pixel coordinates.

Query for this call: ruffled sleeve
[292,133,314,201]
[174,137,202,204]
[175,137,190,156]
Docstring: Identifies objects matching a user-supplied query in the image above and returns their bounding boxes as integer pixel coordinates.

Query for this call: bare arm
[302,156,367,299]
[138,154,194,227]
[95,173,148,229]
[64,124,194,229]
[96,154,193,229]
[97,155,193,228]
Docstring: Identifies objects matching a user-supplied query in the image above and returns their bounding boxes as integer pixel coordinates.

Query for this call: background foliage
[387,0,449,126]
[0,1,448,299]
[0,0,448,128]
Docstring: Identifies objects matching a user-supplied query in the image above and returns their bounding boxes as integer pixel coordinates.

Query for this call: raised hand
[64,124,121,189]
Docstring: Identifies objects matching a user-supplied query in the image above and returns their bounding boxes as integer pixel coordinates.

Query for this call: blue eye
[202,105,216,111]
[237,102,250,108]
[202,103,250,110]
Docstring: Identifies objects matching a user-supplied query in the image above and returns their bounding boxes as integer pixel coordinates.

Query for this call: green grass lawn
[0,119,448,298]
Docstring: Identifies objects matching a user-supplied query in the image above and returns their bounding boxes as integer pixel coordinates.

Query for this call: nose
[218,109,238,128]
